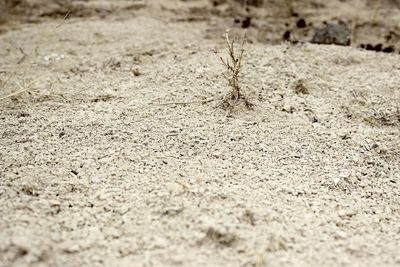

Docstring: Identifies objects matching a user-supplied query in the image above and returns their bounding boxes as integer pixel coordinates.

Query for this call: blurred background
[1,0,399,53]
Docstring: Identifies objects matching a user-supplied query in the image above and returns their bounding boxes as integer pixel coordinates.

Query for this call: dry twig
[213,30,252,114]
[154,98,217,106]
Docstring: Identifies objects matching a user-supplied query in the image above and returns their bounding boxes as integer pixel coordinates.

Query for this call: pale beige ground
[1,1,400,267]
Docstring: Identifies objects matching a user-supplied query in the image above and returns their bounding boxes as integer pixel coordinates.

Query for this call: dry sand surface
[1,1,400,266]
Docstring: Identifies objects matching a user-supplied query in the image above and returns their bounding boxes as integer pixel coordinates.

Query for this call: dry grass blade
[0,77,40,101]
[154,97,217,106]
[0,10,70,102]
[0,72,14,91]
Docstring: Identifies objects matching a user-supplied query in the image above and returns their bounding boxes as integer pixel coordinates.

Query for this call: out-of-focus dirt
[2,0,400,52]
[0,1,399,267]
[144,0,400,52]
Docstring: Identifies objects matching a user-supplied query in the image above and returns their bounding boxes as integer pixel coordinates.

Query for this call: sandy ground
[1,1,400,267]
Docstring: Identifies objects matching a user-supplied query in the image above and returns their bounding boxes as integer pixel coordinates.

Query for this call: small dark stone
[296,18,306,28]
[340,133,350,140]
[234,18,240,23]
[294,80,309,94]
[59,132,65,138]
[311,24,351,46]
[236,0,264,7]
[366,44,374,50]
[382,46,394,53]
[360,44,365,48]
[373,44,382,51]
[283,30,291,41]
[71,170,78,176]
[242,17,251,28]
[17,112,30,118]
[132,67,140,76]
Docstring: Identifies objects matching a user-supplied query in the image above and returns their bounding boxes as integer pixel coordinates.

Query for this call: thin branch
[0,87,29,101]
[0,77,39,101]
[213,30,252,113]
[154,97,217,106]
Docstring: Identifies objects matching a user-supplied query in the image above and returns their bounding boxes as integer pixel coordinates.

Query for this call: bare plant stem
[213,30,251,113]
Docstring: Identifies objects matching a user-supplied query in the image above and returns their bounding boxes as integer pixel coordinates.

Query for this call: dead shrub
[213,31,253,114]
